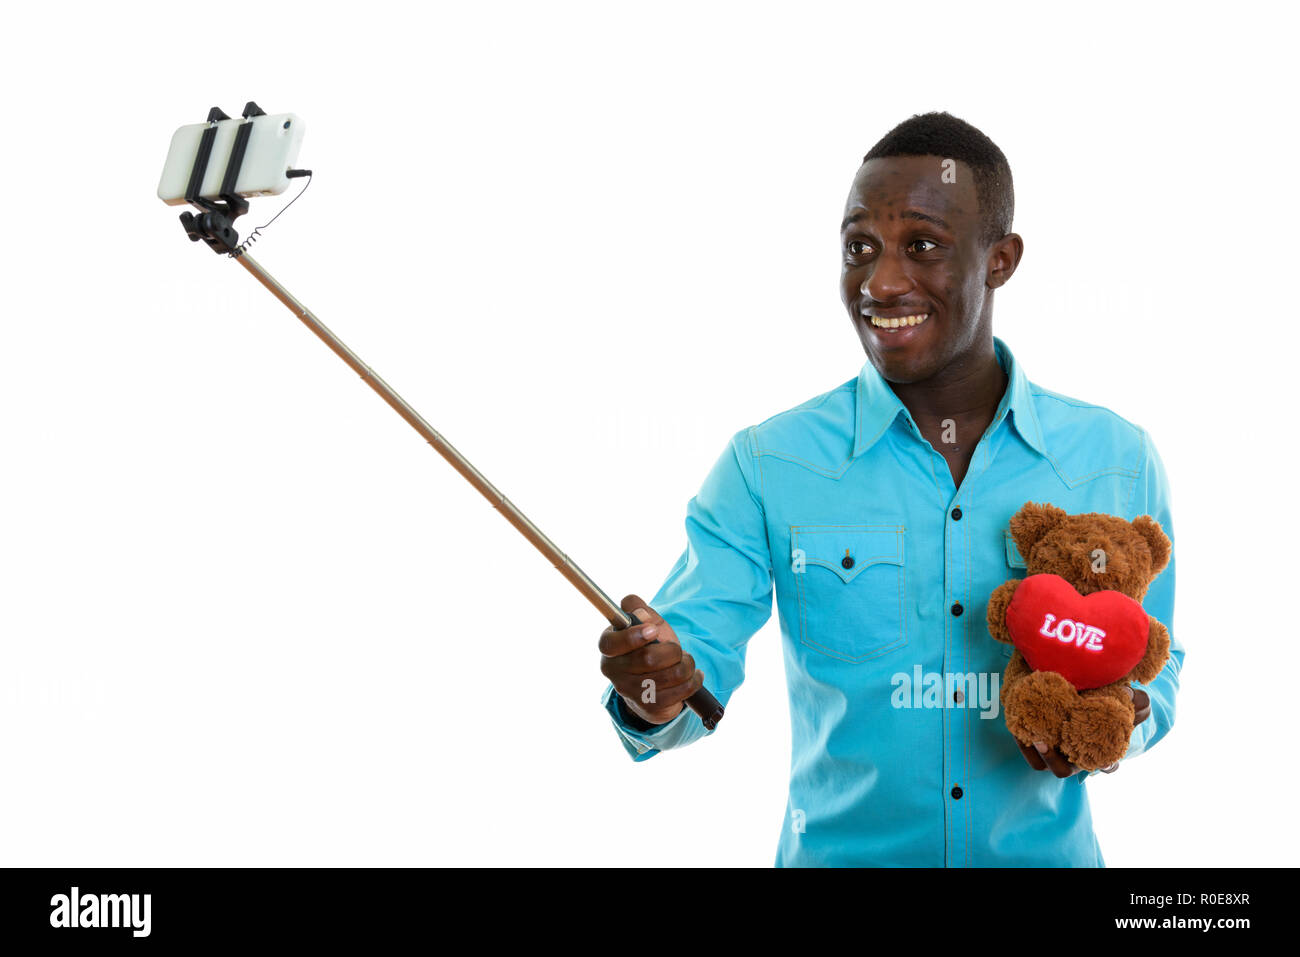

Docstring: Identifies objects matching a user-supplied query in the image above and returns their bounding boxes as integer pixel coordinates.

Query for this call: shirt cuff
[601,683,694,761]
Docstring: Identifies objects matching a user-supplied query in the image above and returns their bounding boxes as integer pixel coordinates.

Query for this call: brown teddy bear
[986,502,1172,771]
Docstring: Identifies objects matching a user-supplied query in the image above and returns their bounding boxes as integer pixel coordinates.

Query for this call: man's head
[840,112,1022,385]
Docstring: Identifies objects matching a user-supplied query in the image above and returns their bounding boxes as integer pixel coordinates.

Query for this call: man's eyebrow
[901,209,951,230]
[840,209,952,231]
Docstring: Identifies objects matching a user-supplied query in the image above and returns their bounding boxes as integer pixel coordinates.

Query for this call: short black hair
[862,111,1014,246]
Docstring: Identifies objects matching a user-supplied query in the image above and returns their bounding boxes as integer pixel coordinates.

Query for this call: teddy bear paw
[1059,696,1134,771]
[1003,670,1076,750]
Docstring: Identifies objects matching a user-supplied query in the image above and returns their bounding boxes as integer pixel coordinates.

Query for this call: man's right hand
[599,594,706,726]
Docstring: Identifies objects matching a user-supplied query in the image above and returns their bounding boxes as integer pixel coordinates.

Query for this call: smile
[868,313,929,331]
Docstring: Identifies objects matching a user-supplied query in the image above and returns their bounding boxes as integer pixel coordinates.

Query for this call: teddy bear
[985,502,1172,771]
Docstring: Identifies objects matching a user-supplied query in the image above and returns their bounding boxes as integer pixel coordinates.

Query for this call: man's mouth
[866,312,930,333]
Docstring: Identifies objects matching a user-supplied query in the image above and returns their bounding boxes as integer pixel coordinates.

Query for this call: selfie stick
[173,103,725,731]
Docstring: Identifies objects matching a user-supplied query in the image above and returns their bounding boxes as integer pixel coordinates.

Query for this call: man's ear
[1132,515,1172,577]
[986,232,1023,289]
[1009,501,1066,559]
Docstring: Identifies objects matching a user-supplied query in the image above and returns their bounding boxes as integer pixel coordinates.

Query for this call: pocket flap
[791,525,903,584]
[1004,529,1027,569]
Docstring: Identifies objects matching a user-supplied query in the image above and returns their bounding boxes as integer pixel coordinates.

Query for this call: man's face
[839,155,998,384]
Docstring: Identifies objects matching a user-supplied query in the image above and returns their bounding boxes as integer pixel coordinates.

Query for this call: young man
[596,112,1181,867]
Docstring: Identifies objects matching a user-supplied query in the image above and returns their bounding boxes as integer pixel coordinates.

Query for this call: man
[597,112,1181,867]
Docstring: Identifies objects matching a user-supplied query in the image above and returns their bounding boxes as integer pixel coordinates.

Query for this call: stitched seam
[751,428,779,584]
[803,555,901,582]
[857,415,896,460]
[751,385,844,430]
[1124,429,1148,515]
[753,448,854,479]
[922,434,944,493]
[792,524,907,530]
[750,426,768,512]
[799,632,907,663]
[1030,389,1147,424]
[1038,456,1141,485]
[942,514,951,865]
[963,491,970,867]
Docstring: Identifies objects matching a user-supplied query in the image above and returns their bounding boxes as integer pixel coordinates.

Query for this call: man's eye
[847,240,872,256]
[911,239,939,253]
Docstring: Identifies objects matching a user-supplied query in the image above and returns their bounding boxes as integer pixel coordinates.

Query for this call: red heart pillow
[1005,574,1149,690]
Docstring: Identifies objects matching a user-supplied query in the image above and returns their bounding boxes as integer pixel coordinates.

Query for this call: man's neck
[889,340,1007,430]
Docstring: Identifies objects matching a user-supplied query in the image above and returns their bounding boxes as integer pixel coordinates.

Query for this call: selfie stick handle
[231,253,726,731]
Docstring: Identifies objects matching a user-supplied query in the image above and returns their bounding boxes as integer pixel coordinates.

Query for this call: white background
[1,1,1293,867]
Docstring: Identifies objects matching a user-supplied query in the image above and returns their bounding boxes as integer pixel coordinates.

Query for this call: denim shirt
[601,337,1181,867]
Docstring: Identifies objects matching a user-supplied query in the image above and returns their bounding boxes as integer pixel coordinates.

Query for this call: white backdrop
[1,0,1293,867]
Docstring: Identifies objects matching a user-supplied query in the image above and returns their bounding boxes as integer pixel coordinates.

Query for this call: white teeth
[869,313,928,329]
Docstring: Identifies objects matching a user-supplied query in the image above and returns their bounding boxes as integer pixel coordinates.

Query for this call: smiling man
[597,112,1182,867]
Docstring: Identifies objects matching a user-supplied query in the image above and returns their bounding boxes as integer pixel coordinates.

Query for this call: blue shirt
[601,337,1182,867]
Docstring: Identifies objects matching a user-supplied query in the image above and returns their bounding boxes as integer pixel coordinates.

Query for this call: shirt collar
[852,336,1048,459]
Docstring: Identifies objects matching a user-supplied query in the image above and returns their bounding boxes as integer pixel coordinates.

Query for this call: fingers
[597,616,659,658]
[600,596,677,658]
[1131,688,1151,725]
[612,666,705,724]
[1017,739,1048,771]
[604,647,701,700]
[636,668,706,712]
[607,643,698,683]
[1031,741,1083,778]
[1017,737,1082,777]
[600,597,669,654]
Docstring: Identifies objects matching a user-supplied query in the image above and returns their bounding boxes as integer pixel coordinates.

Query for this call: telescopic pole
[233,253,725,731]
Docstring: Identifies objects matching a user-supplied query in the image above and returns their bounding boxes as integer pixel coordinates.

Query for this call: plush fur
[986,503,1172,771]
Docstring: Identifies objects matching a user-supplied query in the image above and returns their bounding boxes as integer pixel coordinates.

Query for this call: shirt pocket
[999,529,1028,658]
[790,524,906,663]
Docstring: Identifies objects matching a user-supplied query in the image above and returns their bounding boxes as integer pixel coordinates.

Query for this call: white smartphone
[157,112,305,206]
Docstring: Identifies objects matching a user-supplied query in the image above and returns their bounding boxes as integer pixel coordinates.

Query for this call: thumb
[625,597,678,646]
[620,594,664,627]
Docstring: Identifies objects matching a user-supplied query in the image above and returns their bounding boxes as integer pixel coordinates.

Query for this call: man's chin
[860,338,940,385]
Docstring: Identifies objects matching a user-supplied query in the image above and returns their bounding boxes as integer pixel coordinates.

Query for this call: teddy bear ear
[1009,502,1067,557]
[1132,515,1172,576]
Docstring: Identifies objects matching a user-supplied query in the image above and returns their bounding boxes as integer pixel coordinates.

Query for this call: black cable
[229,170,313,258]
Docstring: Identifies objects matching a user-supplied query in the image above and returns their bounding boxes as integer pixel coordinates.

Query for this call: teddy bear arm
[1128,617,1171,686]
[986,579,1021,644]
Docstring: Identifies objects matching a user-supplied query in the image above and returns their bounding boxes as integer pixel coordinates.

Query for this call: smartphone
[157,112,305,206]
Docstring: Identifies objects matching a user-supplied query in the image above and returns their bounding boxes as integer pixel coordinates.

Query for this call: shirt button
[951,507,963,520]
[951,602,963,616]
[951,785,964,800]
[953,689,964,704]
[841,555,855,569]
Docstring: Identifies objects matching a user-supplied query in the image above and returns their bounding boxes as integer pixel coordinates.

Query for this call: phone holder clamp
[177,102,266,255]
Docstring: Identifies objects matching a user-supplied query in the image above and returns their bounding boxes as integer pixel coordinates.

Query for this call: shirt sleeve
[1118,428,1182,765]
[602,427,775,760]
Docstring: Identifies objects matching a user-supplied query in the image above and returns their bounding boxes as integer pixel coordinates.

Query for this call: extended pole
[233,253,724,731]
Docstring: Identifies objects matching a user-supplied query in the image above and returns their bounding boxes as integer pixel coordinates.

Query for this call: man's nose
[860,251,913,303]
